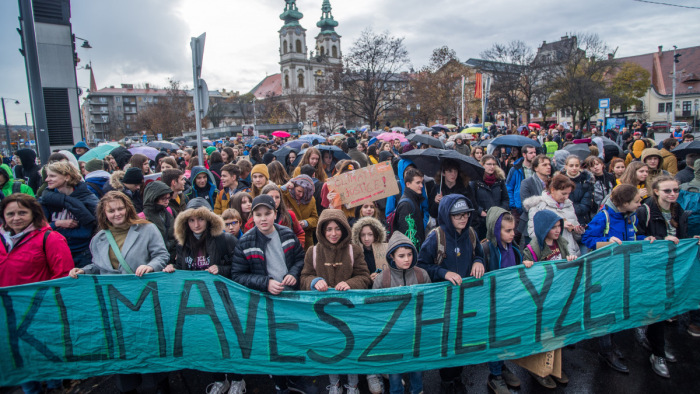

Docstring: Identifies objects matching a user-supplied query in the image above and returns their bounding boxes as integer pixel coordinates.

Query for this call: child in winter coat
[520,209,577,389]
[373,232,430,394]
[480,207,525,392]
[300,209,371,394]
[185,166,218,209]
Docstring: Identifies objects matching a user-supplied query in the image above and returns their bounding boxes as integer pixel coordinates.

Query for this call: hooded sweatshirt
[680,159,700,192]
[522,191,582,257]
[625,140,646,165]
[141,181,176,262]
[71,141,89,159]
[417,194,485,281]
[373,231,430,288]
[300,209,371,291]
[523,210,571,262]
[351,216,388,273]
[15,148,41,193]
[185,166,218,208]
[0,163,34,197]
[641,148,669,182]
[283,174,319,249]
[582,198,644,250]
[483,206,522,272]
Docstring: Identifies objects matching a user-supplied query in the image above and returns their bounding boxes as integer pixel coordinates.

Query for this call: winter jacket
[680,160,700,192]
[522,191,582,256]
[582,200,645,250]
[71,141,89,159]
[0,225,73,287]
[40,182,99,254]
[185,166,218,209]
[454,143,470,156]
[173,205,236,277]
[110,146,133,170]
[84,170,111,199]
[625,140,646,165]
[564,170,595,224]
[417,194,485,281]
[522,209,572,262]
[0,164,34,197]
[373,231,430,289]
[428,178,476,219]
[660,148,678,175]
[213,184,246,215]
[636,199,689,240]
[230,223,305,293]
[385,159,430,228]
[517,174,548,234]
[208,161,225,188]
[82,223,169,274]
[15,148,41,193]
[470,167,509,221]
[351,216,388,273]
[482,207,523,272]
[676,165,695,185]
[592,171,617,208]
[348,148,370,168]
[642,148,670,184]
[140,181,177,263]
[168,193,188,218]
[505,158,527,211]
[103,171,144,212]
[282,175,319,249]
[243,209,306,248]
[300,209,371,290]
[395,187,426,249]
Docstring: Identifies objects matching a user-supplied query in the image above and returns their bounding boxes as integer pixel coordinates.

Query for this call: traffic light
[674,53,682,63]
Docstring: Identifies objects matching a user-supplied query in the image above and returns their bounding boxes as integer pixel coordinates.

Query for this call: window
[296,39,302,53]
[666,103,673,112]
[126,115,131,121]
[298,74,304,88]
[99,97,106,103]
[115,96,122,103]
[126,124,131,130]
[332,45,337,58]
[658,103,665,113]
[154,98,159,103]
[320,46,325,56]
[283,40,288,54]
[118,113,123,120]
[683,101,691,112]
[284,74,290,89]
[117,105,122,112]
[101,115,108,122]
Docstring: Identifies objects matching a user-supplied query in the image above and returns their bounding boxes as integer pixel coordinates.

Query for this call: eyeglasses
[660,188,680,194]
[157,194,171,201]
[451,212,470,219]
[225,221,240,227]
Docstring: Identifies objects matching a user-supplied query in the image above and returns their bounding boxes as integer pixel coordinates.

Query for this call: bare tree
[135,79,194,138]
[340,29,411,129]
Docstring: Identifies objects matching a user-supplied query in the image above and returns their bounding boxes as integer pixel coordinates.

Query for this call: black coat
[395,188,426,247]
[565,171,595,224]
[636,199,689,240]
[470,178,509,218]
[175,232,237,277]
[427,180,474,218]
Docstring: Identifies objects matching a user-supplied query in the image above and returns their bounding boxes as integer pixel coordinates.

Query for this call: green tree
[609,62,650,112]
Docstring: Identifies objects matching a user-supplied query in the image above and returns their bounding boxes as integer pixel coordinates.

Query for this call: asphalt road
[2,317,698,394]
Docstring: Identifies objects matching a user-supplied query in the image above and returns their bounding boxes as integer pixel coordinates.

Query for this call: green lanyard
[104,230,135,274]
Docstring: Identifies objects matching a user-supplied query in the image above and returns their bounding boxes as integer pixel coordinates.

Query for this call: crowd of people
[1,123,699,394]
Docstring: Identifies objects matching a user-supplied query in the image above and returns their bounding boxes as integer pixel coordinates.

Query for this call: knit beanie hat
[206,146,217,155]
[85,159,104,173]
[122,167,144,185]
[251,163,269,180]
[347,137,358,149]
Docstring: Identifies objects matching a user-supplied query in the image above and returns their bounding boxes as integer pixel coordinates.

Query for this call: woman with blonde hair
[292,147,327,182]
[618,161,650,201]
[39,161,99,268]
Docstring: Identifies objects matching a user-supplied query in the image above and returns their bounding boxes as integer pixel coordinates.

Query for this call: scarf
[483,173,498,186]
[1,224,36,252]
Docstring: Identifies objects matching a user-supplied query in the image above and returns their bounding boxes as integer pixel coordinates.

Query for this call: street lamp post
[1,98,20,156]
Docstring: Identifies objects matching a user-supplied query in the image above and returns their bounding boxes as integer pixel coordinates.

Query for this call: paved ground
[2,318,698,394]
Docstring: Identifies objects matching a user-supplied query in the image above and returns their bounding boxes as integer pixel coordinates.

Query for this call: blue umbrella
[283,140,306,150]
[488,134,541,148]
[517,125,528,133]
[299,134,326,143]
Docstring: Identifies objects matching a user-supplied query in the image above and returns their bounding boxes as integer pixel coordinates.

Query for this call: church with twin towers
[252,0,342,109]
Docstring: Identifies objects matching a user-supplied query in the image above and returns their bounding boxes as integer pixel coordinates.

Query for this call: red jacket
[0,225,74,287]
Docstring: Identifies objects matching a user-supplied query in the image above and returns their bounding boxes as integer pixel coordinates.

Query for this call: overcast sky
[1,0,698,125]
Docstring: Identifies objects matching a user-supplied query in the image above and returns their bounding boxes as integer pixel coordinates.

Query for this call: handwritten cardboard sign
[326,161,399,208]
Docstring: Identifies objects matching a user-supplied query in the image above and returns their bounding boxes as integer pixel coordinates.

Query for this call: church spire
[280,0,303,27]
[316,0,338,33]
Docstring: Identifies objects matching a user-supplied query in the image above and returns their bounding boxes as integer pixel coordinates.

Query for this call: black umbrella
[563,143,591,161]
[597,137,623,159]
[291,145,351,167]
[672,141,700,157]
[273,146,299,163]
[147,141,179,150]
[401,148,484,180]
[406,133,445,149]
[186,140,212,147]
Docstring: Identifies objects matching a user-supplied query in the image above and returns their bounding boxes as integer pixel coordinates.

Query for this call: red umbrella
[528,123,542,129]
[272,130,291,138]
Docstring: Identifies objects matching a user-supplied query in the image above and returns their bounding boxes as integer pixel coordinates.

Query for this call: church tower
[279,0,309,93]
[315,0,341,64]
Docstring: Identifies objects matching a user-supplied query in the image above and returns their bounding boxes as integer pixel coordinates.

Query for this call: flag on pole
[474,72,482,99]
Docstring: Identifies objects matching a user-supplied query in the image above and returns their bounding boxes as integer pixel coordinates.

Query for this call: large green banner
[1,240,699,385]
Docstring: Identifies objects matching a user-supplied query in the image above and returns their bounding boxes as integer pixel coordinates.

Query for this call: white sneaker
[206,380,230,394]
[366,375,384,394]
[227,379,246,394]
[326,383,343,394]
[344,384,360,394]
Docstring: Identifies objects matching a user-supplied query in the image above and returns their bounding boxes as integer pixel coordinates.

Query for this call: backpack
[431,225,477,266]
[386,197,416,235]
[85,181,105,198]
[600,207,644,237]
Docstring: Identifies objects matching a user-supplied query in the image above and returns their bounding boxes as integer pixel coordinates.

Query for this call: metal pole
[253,99,258,138]
[461,75,465,127]
[19,0,50,166]
[2,98,11,156]
[671,46,677,124]
[191,38,204,167]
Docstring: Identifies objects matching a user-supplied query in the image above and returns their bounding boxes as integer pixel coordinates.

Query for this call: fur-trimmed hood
[522,192,573,212]
[351,216,386,246]
[173,206,225,245]
[109,170,125,190]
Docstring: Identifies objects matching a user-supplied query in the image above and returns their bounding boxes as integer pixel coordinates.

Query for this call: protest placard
[326,161,399,208]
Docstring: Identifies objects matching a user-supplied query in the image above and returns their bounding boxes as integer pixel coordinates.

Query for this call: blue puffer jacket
[417,194,485,281]
[505,158,525,211]
[582,200,644,250]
